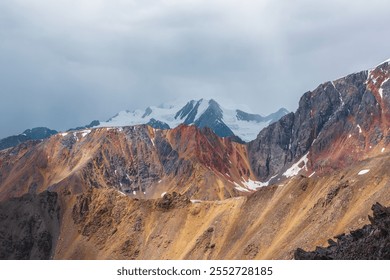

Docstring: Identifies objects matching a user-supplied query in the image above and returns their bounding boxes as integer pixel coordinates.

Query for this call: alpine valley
[1,60,390,260]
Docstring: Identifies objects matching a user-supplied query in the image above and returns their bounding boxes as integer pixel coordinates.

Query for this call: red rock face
[167,125,251,179]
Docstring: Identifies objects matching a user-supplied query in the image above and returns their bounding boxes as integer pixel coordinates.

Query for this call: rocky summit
[95,98,288,142]
[0,60,390,259]
[248,59,390,182]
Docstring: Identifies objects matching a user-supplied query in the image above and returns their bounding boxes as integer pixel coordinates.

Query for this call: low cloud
[1,0,390,137]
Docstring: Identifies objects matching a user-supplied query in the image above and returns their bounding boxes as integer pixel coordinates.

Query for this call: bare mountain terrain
[0,60,390,259]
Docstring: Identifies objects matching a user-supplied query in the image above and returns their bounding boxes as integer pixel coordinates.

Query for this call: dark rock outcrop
[156,192,191,210]
[295,203,390,260]
[67,120,100,131]
[0,191,60,260]
[193,99,235,138]
[146,118,170,130]
[0,127,57,151]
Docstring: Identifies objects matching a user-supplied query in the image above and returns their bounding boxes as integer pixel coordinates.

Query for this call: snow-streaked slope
[222,107,273,142]
[96,99,288,142]
[99,105,183,128]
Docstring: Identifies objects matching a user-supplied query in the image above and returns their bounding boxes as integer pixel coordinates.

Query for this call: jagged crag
[1,60,390,259]
[295,203,390,260]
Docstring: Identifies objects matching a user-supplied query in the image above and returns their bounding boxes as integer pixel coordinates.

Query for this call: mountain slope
[97,99,288,142]
[0,125,259,202]
[3,150,386,260]
[248,59,390,181]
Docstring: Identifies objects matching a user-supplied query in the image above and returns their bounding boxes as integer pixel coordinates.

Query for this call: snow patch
[81,129,91,137]
[367,69,373,81]
[133,191,137,195]
[117,190,126,196]
[358,169,370,175]
[60,132,68,137]
[332,81,344,106]
[381,148,386,153]
[379,88,383,99]
[190,200,202,204]
[283,153,309,178]
[161,192,167,197]
[194,99,209,121]
[248,175,277,190]
[348,134,352,138]
[244,179,267,190]
[234,175,278,192]
[357,124,362,134]
[234,184,251,193]
[379,78,389,99]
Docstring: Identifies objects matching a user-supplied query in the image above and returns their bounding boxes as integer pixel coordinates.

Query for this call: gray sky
[1,0,390,138]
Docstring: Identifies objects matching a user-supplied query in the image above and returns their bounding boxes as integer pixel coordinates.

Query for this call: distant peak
[142,107,153,118]
[208,99,219,105]
[277,108,289,114]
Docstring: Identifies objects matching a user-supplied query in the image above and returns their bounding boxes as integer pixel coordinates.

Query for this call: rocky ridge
[0,127,58,151]
[295,203,390,260]
[0,124,255,202]
[248,60,390,181]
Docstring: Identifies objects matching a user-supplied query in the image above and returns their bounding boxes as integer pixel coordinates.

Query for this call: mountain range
[0,100,287,150]
[96,99,288,142]
[0,59,390,259]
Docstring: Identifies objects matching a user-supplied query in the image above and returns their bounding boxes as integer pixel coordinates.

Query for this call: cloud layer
[1,0,390,137]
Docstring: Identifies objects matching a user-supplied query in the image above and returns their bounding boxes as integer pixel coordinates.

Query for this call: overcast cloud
[1,0,390,138]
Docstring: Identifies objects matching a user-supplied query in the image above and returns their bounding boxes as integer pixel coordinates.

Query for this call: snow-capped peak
[95,99,288,142]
